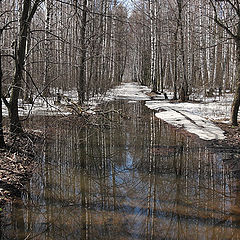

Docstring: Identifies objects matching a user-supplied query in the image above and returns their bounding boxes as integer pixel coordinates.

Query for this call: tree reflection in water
[1,101,240,240]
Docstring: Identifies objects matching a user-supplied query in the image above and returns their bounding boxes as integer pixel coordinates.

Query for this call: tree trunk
[231,41,240,126]
[0,43,6,147]
[177,0,188,102]
[149,0,157,92]
[23,22,32,103]
[173,28,178,100]
[8,0,41,134]
[78,0,88,105]
[43,0,53,97]
[215,25,223,89]
[8,0,32,134]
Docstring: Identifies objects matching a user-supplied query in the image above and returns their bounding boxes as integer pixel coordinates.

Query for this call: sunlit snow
[105,82,151,101]
[155,107,225,140]
[105,82,227,141]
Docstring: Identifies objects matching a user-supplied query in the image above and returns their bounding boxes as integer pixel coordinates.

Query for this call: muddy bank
[209,122,240,151]
[0,131,44,206]
[216,122,240,148]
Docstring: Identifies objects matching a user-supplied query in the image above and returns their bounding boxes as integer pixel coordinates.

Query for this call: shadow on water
[1,100,240,239]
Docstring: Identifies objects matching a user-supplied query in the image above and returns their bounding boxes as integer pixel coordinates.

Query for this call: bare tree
[0,19,8,147]
[42,0,53,97]
[149,0,157,92]
[209,0,240,125]
[2,0,44,134]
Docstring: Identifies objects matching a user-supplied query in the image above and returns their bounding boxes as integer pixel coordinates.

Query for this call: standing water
[1,100,240,240]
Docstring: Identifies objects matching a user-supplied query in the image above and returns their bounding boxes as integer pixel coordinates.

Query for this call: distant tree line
[129,0,240,125]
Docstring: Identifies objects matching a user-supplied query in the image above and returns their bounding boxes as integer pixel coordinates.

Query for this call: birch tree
[149,0,157,92]
[77,0,88,105]
[43,0,53,97]
[177,0,188,101]
[0,10,10,146]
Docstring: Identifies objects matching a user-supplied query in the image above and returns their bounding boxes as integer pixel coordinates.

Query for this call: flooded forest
[1,0,240,239]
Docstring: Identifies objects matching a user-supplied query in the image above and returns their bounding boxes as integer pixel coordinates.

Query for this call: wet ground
[0,100,240,240]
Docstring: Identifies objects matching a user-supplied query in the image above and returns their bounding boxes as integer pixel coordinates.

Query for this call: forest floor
[0,130,44,207]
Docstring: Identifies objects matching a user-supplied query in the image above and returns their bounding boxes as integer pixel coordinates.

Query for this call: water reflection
[1,101,240,239]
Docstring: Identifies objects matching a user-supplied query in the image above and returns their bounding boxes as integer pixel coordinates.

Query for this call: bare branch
[209,0,237,39]
[27,0,45,23]
[225,0,240,16]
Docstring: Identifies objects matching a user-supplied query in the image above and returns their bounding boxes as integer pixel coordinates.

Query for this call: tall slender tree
[43,0,53,97]
[149,0,158,92]
[0,22,7,147]
[209,0,240,125]
[78,0,88,105]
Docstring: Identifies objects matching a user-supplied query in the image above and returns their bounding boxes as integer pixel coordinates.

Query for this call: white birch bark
[43,0,53,97]
[149,0,157,91]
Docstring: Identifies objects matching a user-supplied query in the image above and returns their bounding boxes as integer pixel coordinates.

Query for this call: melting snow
[155,107,225,140]
[3,82,230,140]
[105,82,227,141]
[105,82,151,101]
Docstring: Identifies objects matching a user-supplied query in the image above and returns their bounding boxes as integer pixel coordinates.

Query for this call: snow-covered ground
[147,103,226,140]
[106,82,229,141]
[3,82,233,140]
[2,97,71,116]
[104,82,151,101]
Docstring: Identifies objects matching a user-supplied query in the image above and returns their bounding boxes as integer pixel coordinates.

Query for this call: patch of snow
[155,107,225,141]
[101,82,227,140]
[104,82,151,101]
[145,98,232,121]
[2,97,72,117]
[146,100,228,140]
[85,109,96,115]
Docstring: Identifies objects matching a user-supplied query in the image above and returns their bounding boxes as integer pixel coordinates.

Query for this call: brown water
[1,101,240,240]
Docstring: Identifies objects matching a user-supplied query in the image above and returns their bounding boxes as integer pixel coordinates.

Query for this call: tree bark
[149,0,157,92]
[231,40,240,126]
[173,28,178,100]
[23,27,32,103]
[8,0,42,134]
[8,0,31,134]
[78,0,88,105]
[0,37,6,148]
[43,0,53,97]
[177,0,188,102]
